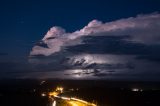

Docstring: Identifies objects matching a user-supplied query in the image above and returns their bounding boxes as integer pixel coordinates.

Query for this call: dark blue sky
[0,0,160,79]
[1,0,160,37]
[0,0,159,55]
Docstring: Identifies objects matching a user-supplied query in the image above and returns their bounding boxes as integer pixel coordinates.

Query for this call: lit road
[52,101,56,106]
[48,87,97,106]
[52,96,96,106]
[68,100,94,106]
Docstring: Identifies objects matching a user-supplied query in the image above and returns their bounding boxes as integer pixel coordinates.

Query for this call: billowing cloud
[28,12,160,80]
[30,12,160,56]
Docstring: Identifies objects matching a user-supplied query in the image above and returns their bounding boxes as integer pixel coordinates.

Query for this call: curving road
[52,96,96,106]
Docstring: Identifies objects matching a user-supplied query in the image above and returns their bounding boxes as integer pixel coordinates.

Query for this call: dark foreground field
[0,79,160,106]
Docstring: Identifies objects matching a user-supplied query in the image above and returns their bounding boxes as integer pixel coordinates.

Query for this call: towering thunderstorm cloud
[28,12,160,80]
[30,13,160,56]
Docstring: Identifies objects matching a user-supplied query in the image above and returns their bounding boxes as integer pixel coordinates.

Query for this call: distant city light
[41,93,46,97]
[69,88,74,91]
[56,87,64,93]
[33,89,36,92]
[132,88,139,92]
[131,88,143,92]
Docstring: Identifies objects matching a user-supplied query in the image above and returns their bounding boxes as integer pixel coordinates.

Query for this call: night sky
[0,0,160,80]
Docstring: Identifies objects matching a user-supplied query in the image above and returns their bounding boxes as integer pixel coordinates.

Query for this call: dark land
[0,79,160,106]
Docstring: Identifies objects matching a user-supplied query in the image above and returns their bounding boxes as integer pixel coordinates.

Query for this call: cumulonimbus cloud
[30,12,160,56]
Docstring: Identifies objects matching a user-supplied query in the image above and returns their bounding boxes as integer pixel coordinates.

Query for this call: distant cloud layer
[28,12,160,80]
